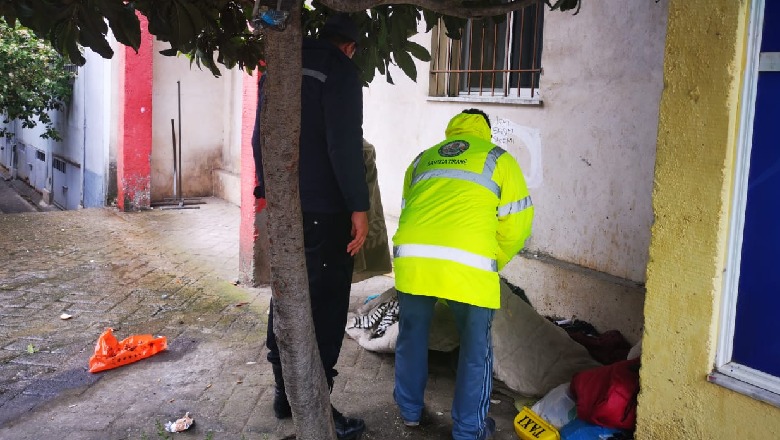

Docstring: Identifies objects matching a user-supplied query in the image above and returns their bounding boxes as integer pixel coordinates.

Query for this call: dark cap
[321,13,359,43]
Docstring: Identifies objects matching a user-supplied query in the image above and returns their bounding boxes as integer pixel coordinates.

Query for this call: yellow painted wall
[637,0,780,438]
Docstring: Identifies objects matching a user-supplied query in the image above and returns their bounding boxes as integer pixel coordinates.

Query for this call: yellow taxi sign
[514,406,560,440]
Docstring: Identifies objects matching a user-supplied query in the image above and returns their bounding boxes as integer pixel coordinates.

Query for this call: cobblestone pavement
[0,199,520,440]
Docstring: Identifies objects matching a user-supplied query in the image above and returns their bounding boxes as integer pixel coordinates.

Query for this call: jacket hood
[444,112,492,141]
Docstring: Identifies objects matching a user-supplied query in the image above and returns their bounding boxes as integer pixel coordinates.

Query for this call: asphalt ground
[0,177,39,215]
[0,197,521,440]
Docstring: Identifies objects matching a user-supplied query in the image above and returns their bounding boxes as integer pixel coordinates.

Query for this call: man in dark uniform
[252,13,368,440]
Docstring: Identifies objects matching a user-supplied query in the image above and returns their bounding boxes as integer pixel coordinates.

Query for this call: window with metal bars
[53,157,66,173]
[429,3,543,101]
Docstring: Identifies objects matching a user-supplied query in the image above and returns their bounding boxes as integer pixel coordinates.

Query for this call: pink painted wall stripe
[117,14,153,211]
[239,71,261,282]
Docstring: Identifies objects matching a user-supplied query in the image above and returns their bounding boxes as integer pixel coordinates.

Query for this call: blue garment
[394,291,495,440]
[558,418,623,440]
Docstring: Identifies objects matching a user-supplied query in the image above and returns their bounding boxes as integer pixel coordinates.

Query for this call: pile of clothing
[346,286,460,354]
[346,278,644,439]
[346,279,605,397]
[515,352,641,439]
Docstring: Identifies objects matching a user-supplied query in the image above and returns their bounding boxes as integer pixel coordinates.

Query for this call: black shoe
[332,406,365,440]
[271,363,292,419]
[273,387,292,419]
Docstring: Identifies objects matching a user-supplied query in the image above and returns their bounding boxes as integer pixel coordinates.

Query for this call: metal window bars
[429,3,543,99]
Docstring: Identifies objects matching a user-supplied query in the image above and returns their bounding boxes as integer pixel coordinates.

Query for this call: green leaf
[159,47,179,56]
[547,0,582,14]
[378,12,388,48]
[170,1,194,48]
[442,15,466,40]
[178,0,205,34]
[98,0,141,50]
[422,10,437,33]
[393,48,417,82]
[405,41,431,62]
[50,19,86,65]
[219,1,243,37]
[26,343,38,354]
[377,56,386,75]
[77,5,114,59]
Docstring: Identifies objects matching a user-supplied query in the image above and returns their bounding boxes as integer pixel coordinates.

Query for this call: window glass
[732,0,780,378]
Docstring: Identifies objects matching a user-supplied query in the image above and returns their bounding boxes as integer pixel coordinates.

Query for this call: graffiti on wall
[491,117,542,188]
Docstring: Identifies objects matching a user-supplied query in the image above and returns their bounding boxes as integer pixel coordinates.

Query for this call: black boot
[332,406,365,440]
[272,364,292,419]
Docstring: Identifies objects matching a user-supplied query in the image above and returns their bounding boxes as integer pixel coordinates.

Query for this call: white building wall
[50,49,115,209]
[364,1,669,340]
[4,47,115,210]
[68,49,114,208]
[213,68,246,206]
[151,44,236,201]
[10,108,54,193]
[107,41,124,204]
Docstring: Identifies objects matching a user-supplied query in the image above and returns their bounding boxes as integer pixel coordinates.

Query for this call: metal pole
[154,80,202,209]
[171,118,177,198]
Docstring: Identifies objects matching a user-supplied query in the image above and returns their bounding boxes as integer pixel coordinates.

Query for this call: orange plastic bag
[88,328,168,373]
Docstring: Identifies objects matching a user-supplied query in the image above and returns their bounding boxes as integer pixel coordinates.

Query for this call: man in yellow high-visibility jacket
[393,109,534,440]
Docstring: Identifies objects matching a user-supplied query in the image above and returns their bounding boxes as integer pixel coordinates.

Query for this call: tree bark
[261,2,337,439]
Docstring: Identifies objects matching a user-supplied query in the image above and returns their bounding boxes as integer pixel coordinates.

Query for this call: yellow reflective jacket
[392,113,534,309]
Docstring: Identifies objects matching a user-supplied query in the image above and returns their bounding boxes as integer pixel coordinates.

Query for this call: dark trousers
[266,211,354,387]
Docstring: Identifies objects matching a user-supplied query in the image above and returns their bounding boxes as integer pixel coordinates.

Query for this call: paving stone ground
[0,199,520,440]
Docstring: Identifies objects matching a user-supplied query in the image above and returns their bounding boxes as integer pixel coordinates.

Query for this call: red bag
[88,328,167,373]
[569,358,640,430]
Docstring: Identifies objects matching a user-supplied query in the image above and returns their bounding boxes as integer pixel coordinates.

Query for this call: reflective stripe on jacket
[392,113,534,309]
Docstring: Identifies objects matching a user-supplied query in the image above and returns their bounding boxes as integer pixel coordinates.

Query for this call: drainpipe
[81,63,87,209]
[10,120,17,180]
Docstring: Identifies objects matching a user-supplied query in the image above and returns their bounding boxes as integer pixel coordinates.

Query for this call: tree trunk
[261,3,337,439]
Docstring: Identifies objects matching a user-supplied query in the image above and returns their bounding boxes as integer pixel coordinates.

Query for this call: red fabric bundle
[569,358,640,430]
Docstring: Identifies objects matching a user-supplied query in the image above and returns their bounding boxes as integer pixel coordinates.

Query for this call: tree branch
[317,0,542,18]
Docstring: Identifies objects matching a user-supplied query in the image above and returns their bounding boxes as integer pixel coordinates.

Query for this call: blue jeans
[394,291,495,440]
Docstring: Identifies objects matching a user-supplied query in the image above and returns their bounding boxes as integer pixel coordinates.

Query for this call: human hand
[347,211,368,256]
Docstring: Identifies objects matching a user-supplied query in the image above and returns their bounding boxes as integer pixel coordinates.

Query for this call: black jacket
[252,38,369,214]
